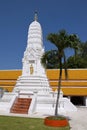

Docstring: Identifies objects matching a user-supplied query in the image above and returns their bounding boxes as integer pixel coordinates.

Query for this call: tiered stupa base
[13,75,51,96]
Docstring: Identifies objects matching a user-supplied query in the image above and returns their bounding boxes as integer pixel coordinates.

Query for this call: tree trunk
[55,57,62,116]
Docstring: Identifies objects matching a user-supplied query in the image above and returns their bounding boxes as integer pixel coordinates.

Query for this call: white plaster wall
[86,97,87,106]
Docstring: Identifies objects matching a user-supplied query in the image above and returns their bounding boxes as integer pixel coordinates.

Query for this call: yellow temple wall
[0,69,87,96]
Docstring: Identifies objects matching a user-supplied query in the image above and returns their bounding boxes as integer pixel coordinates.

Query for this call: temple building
[0,13,87,115]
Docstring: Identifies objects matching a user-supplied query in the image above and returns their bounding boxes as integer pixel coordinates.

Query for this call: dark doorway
[71,96,86,106]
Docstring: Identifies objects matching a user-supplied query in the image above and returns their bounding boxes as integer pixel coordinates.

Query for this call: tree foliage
[67,41,87,68]
[41,50,59,69]
[42,39,87,69]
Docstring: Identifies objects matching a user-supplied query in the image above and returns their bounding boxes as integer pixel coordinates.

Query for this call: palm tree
[41,29,80,116]
[69,34,81,60]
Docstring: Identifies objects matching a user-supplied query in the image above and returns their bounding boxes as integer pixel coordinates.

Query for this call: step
[11,108,28,111]
[11,105,29,108]
[11,110,28,114]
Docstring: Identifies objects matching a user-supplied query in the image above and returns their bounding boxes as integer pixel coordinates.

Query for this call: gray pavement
[65,107,87,130]
[0,106,87,130]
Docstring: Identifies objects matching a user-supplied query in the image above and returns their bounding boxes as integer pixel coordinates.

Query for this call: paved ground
[0,106,87,130]
[35,106,87,130]
[65,107,87,130]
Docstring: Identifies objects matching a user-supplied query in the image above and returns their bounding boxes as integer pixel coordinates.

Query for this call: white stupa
[0,13,77,115]
[13,12,51,95]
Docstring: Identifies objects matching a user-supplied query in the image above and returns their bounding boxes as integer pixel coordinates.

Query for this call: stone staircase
[10,98,32,114]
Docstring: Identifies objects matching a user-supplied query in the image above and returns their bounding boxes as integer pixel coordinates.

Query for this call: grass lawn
[0,115,70,130]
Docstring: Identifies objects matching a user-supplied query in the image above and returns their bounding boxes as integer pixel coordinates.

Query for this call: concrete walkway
[65,107,87,130]
[0,107,87,130]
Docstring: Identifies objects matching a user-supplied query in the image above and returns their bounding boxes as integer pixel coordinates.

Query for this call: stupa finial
[34,11,38,21]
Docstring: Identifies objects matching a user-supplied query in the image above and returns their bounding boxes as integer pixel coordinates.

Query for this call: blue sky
[0,0,87,70]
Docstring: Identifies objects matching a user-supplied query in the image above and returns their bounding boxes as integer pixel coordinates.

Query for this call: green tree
[80,42,87,58]
[66,41,87,68]
[69,34,80,57]
[41,29,80,116]
[67,56,87,68]
[41,50,59,69]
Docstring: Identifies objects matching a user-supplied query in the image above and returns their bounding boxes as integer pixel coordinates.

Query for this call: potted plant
[44,116,69,127]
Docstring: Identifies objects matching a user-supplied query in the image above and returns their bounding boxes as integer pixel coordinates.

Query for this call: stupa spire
[34,11,38,21]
